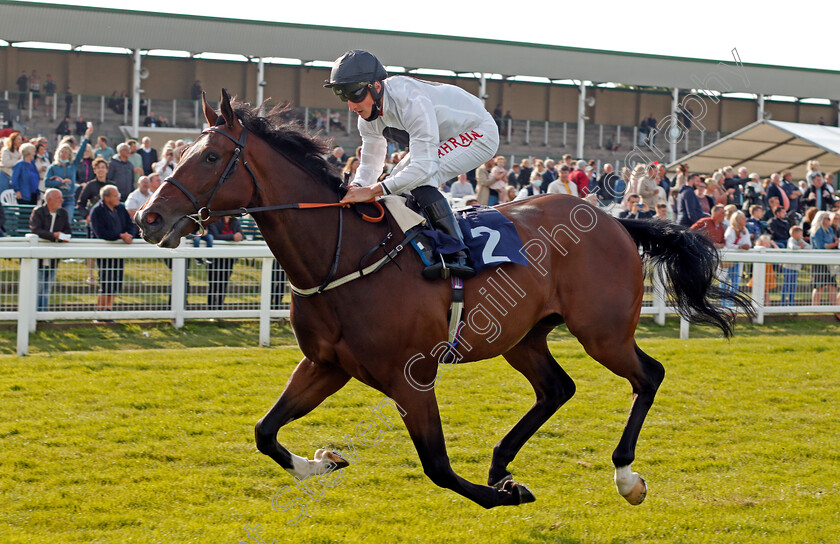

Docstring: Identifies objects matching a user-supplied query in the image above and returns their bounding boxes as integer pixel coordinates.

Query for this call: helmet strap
[363,82,384,122]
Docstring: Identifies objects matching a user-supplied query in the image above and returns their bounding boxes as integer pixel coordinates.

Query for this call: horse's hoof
[514,483,536,504]
[621,475,647,505]
[494,476,537,505]
[314,448,350,470]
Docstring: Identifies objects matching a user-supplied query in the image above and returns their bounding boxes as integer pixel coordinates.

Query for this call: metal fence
[3,236,840,355]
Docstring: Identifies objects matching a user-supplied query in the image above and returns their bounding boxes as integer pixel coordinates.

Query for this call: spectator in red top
[570,160,590,196]
[690,204,726,248]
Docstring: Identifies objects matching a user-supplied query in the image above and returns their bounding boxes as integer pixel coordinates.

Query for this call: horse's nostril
[145,212,160,225]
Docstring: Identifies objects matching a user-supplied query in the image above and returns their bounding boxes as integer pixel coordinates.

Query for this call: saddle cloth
[379,196,528,275]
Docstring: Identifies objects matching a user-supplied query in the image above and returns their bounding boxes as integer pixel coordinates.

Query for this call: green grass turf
[1,319,838,543]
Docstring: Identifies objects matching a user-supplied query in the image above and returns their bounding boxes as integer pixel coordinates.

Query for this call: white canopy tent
[668,120,840,179]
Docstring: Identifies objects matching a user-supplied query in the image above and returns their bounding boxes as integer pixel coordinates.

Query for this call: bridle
[164,124,383,235]
[163,122,390,297]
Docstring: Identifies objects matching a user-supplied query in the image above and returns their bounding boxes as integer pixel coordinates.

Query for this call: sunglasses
[332,82,371,103]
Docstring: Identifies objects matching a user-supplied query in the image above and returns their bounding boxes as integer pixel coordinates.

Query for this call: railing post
[171,258,187,328]
[633,126,639,146]
[172,99,177,126]
[598,124,604,149]
[346,110,352,136]
[259,257,273,347]
[750,261,766,324]
[562,122,567,147]
[100,95,105,123]
[506,119,511,144]
[525,120,530,145]
[304,107,310,132]
[543,121,549,147]
[194,100,200,127]
[76,94,81,118]
[652,271,666,326]
[325,109,331,134]
[616,125,621,146]
[52,93,57,121]
[17,234,39,355]
[700,130,705,148]
[124,97,129,124]
[679,317,690,339]
[28,92,33,120]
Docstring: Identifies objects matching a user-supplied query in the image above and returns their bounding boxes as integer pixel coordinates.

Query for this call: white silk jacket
[354,76,494,195]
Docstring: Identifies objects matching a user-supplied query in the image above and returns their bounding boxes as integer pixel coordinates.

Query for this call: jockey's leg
[412,186,474,279]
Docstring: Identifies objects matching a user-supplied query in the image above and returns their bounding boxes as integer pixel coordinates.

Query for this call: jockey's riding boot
[422,199,475,280]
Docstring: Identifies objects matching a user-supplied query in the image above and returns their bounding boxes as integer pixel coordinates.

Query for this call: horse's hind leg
[611,345,665,504]
[489,325,576,486]
[389,384,535,509]
[254,357,351,479]
[580,336,665,505]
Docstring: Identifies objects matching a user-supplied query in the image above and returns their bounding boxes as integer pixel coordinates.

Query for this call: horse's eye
[206,152,218,163]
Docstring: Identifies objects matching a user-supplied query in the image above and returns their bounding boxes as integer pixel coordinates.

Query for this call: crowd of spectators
[428,152,840,311]
[3,98,840,316]
[0,125,258,319]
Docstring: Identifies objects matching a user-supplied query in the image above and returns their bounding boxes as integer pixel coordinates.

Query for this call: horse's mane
[231,102,346,195]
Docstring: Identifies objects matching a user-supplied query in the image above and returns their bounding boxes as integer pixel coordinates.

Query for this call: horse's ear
[219,88,238,129]
[202,92,218,126]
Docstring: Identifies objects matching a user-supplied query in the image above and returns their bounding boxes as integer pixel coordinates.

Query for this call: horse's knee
[634,346,665,393]
[540,370,576,411]
[254,418,275,455]
[423,459,457,489]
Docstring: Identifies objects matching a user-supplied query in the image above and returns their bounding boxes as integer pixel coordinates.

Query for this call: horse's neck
[253,175,388,290]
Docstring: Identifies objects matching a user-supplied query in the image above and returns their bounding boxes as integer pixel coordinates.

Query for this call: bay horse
[137,90,753,509]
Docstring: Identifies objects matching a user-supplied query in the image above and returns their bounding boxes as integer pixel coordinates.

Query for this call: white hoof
[314,448,349,469]
[615,465,647,505]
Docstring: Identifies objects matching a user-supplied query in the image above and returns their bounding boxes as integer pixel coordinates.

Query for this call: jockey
[326,49,499,279]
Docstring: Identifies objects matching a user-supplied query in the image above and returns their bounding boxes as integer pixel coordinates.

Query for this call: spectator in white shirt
[125,176,152,218]
[547,165,578,196]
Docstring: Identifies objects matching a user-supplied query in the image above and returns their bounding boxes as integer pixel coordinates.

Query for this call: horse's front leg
[392,385,536,509]
[255,357,351,479]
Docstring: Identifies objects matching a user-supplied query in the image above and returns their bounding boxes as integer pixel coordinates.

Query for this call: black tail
[618,218,755,338]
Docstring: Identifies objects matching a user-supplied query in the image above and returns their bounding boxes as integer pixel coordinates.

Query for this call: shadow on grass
[0,316,835,356]
[549,316,839,342]
[0,320,300,355]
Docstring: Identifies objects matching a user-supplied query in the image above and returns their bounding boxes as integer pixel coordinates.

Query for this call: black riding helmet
[324,50,388,121]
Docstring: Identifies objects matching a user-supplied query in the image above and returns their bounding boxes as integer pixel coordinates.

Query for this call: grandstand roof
[668,120,840,178]
[2,1,840,101]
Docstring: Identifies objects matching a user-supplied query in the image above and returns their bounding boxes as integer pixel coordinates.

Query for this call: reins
[164,123,390,297]
[165,125,384,235]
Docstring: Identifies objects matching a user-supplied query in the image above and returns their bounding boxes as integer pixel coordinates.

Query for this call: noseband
[165,125,261,235]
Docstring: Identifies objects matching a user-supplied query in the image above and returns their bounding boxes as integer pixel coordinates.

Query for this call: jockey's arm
[351,120,387,188]
[379,94,440,196]
[342,95,441,203]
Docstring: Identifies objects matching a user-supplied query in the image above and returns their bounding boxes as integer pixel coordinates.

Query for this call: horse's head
[137,89,261,248]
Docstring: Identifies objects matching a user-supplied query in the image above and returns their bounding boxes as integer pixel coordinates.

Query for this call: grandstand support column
[669,87,678,164]
[132,48,141,138]
[757,93,765,121]
[256,58,265,114]
[576,81,585,159]
[478,74,487,107]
